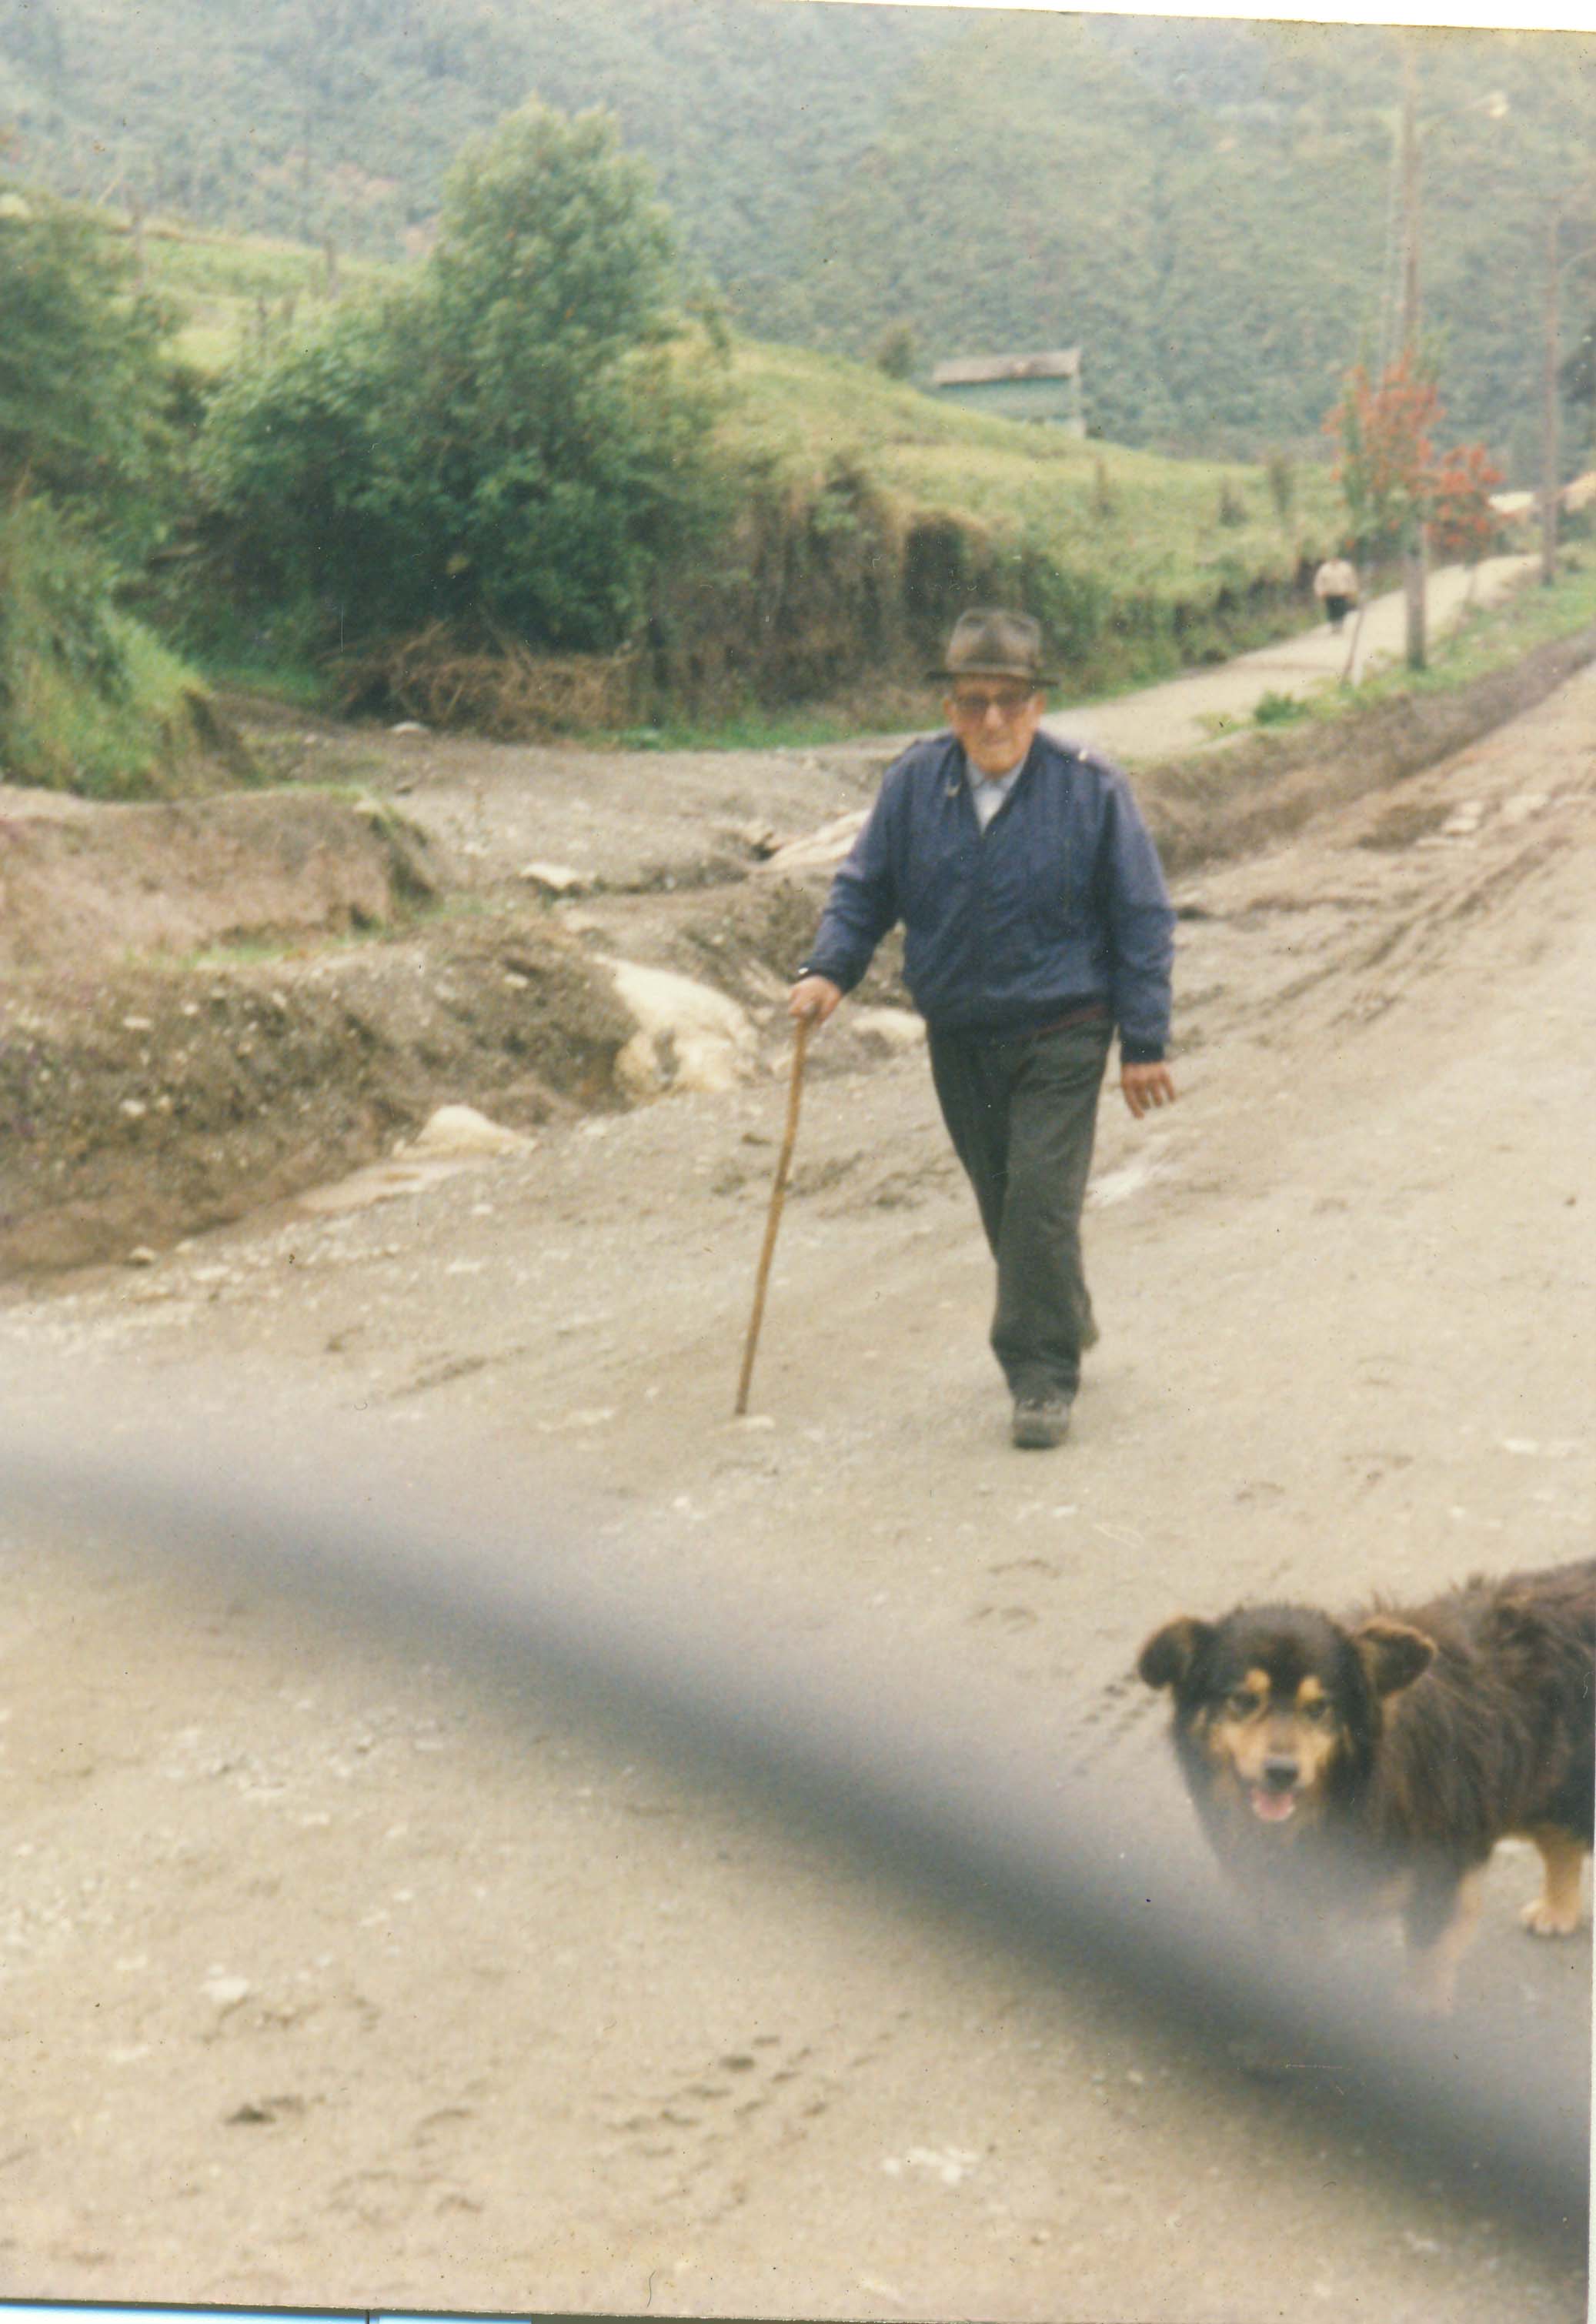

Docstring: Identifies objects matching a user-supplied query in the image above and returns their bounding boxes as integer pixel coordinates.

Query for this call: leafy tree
[1264,450,1295,523]
[201,101,726,649]
[1324,352,1441,559]
[1325,353,1503,569]
[873,322,916,381]
[0,184,209,793]
[195,305,409,626]
[0,182,175,551]
[1429,441,1504,565]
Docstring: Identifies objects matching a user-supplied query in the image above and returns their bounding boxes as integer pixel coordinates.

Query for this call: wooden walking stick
[734,1013,811,1415]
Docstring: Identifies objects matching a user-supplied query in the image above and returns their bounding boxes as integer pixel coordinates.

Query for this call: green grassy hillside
[722,342,1339,616]
[138,219,384,372]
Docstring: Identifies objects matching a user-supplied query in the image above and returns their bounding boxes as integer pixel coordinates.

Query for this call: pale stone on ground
[605,957,757,1097]
[516,860,589,894]
[757,808,869,878]
[399,1104,533,1160]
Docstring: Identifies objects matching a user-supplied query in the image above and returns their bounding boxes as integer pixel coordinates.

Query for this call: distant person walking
[789,609,1176,1451]
[1314,553,1361,633]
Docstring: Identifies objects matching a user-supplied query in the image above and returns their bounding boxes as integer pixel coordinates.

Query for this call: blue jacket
[803,730,1174,1060]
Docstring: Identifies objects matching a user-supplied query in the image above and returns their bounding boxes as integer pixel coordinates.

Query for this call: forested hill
[0,0,955,303]
[793,15,1596,467]
[2,1,1592,474]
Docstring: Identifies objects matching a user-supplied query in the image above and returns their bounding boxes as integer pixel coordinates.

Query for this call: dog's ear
[1354,1618,1434,1699]
[1137,1617,1214,1692]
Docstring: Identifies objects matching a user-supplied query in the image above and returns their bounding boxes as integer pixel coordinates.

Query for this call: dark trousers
[927,1017,1112,1401]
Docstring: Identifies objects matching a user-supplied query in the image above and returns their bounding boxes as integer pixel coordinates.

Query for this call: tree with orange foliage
[1324,352,1442,562]
[1430,440,1505,567]
[1325,353,1503,589]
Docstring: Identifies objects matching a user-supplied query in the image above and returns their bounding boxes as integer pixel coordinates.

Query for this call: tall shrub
[1429,442,1504,566]
[0,182,207,791]
[1324,352,1501,569]
[201,102,727,653]
[0,184,175,556]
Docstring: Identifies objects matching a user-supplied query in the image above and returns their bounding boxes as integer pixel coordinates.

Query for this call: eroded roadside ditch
[2,619,1591,1277]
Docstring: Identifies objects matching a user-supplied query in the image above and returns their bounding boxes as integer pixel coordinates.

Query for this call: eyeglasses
[949,687,1037,723]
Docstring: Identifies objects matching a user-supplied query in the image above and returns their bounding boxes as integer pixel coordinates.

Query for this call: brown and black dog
[1139,1558,1594,2010]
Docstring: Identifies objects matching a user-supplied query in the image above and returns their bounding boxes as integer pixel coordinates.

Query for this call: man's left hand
[1121,1061,1177,1120]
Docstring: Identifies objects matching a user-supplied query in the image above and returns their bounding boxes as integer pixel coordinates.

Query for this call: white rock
[202,1974,251,2012]
[517,860,589,895]
[605,958,756,1097]
[397,1104,532,1160]
[882,2145,981,2188]
[389,720,429,735]
[125,1246,159,1267]
[757,809,869,878]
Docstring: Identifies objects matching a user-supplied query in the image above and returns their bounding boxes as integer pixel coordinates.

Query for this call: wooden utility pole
[1400,45,1427,669]
[1543,209,1562,587]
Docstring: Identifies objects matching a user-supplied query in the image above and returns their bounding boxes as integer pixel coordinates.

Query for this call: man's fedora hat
[930,608,1056,686]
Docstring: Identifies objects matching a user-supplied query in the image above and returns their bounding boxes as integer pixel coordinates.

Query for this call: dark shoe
[1011,1394,1073,1450]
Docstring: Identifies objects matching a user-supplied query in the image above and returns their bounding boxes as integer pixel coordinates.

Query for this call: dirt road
[0,656,1592,2320]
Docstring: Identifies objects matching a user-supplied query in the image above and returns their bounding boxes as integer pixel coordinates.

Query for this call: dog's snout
[1261,1758,1298,1793]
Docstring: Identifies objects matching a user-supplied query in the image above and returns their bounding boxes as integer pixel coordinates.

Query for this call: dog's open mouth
[1250,1786,1298,1824]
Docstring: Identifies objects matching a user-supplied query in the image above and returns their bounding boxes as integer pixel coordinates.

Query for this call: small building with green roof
[928,349,1084,433]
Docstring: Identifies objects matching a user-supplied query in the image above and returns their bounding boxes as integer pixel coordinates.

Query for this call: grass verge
[1330,551,1596,716]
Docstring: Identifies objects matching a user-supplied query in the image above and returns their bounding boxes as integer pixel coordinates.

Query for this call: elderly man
[790,608,1175,1449]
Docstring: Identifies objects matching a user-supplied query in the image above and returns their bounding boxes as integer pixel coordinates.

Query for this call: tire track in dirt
[1165,674,1595,1061]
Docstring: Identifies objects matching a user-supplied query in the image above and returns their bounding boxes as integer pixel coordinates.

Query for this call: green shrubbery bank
[0,182,219,793]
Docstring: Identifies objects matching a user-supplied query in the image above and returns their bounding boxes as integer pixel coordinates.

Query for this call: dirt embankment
[0,789,440,980]
[0,923,636,1272]
[2,620,1592,1277]
[1137,619,1596,877]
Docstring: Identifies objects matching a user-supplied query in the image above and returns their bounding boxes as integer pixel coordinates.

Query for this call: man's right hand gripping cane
[789,975,843,1027]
